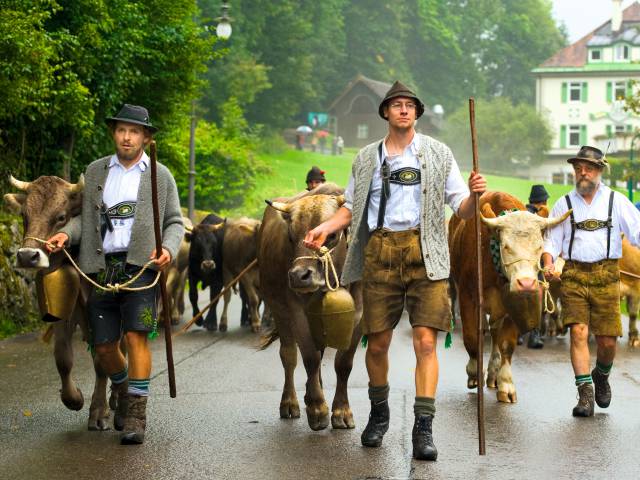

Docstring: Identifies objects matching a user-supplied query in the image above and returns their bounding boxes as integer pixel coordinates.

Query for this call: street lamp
[628,131,640,201]
[188,2,233,221]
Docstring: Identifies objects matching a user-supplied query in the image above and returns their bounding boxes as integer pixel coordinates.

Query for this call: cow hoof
[467,378,478,389]
[497,391,517,403]
[206,323,218,332]
[280,401,300,419]
[61,389,84,411]
[331,408,355,429]
[251,325,261,334]
[219,324,227,332]
[195,315,203,327]
[486,375,498,389]
[306,404,330,431]
[629,336,640,348]
[87,416,111,431]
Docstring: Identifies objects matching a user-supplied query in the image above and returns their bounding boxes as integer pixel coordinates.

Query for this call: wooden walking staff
[468,98,486,455]
[149,140,177,398]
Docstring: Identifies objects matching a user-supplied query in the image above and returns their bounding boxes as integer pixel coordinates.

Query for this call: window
[615,44,630,61]
[569,82,582,102]
[357,124,369,139]
[615,125,625,134]
[568,125,581,146]
[590,49,602,61]
[614,80,627,100]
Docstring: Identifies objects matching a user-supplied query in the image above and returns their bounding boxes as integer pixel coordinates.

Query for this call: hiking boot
[120,395,147,445]
[112,381,129,431]
[591,368,612,408]
[572,383,594,417]
[361,399,389,448]
[412,414,438,461]
[527,329,544,349]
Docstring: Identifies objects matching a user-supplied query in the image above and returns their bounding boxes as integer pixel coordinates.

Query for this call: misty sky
[552,0,637,43]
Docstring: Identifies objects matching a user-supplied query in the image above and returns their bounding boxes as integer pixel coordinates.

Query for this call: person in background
[306,166,326,190]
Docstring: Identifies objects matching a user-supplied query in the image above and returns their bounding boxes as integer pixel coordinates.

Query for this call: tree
[440,97,552,173]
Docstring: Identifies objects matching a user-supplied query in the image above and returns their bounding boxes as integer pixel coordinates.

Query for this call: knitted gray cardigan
[341,134,454,285]
[60,155,184,273]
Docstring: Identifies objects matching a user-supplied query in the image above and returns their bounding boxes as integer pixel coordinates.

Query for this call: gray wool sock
[414,396,436,417]
[368,384,390,403]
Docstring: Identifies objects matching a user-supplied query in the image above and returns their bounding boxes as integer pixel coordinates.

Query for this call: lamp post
[188,2,232,221]
[628,131,640,201]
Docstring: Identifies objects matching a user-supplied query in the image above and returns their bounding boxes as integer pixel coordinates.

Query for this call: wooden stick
[469,98,486,455]
[173,258,258,338]
[150,141,177,398]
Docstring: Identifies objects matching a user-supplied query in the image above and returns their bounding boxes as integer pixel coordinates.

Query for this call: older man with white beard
[542,146,640,417]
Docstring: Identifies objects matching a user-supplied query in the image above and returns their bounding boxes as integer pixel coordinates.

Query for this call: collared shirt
[543,183,640,262]
[344,134,469,231]
[102,152,148,254]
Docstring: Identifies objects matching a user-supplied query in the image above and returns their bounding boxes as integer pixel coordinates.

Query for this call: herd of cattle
[4,175,640,433]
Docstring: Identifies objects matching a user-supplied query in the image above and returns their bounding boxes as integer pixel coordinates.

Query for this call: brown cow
[257,183,362,430]
[3,175,111,430]
[162,217,192,325]
[218,217,262,333]
[619,238,640,347]
[449,192,569,402]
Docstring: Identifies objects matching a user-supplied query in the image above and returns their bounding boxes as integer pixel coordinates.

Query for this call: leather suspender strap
[377,141,390,230]
[606,190,614,260]
[565,194,575,261]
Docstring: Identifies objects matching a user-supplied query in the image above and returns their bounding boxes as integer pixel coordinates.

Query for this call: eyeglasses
[389,102,417,110]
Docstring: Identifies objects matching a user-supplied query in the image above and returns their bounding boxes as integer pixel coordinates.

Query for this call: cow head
[481,206,571,294]
[186,221,224,275]
[269,193,346,293]
[4,175,84,269]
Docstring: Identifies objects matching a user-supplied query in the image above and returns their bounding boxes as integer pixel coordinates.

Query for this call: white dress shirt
[102,152,148,254]
[544,183,640,262]
[344,134,469,231]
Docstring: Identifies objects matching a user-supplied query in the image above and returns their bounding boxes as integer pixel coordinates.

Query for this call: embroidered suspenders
[564,190,615,260]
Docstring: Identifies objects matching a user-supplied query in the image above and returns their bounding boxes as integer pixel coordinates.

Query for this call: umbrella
[296,125,313,134]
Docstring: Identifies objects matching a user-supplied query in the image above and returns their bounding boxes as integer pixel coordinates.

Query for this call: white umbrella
[296,125,313,134]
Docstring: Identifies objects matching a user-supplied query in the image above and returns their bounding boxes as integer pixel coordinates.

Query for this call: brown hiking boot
[572,383,594,417]
[120,395,147,444]
[112,382,129,431]
[591,368,611,408]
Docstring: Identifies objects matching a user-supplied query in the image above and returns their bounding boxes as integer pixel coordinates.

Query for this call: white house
[531,0,640,184]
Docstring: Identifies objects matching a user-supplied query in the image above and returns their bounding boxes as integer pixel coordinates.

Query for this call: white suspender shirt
[102,152,148,254]
[543,183,640,262]
[344,134,469,231]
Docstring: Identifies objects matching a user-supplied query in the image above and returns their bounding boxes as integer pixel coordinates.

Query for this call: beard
[116,145,143,162]
[576,177,597,195]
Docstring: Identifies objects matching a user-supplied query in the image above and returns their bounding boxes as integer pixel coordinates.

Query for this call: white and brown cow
[449,191,570,403]
[3,175,111,430]
[258,183,362,430]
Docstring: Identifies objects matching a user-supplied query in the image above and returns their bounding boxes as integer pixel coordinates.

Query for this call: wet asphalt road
[2,293,640,480]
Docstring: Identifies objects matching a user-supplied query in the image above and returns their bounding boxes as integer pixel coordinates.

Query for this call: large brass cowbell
[36,264,80,322]
[305,287,355,351]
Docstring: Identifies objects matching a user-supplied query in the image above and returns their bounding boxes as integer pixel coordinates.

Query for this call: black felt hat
[306,166,326,183]
[528,185,549,204]
[567,145,607,168]
[106,104,158,133]
[378,80,425,120]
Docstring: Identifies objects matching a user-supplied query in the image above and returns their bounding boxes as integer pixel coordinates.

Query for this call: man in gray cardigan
[304,82,486,461]
[47,104,184,444]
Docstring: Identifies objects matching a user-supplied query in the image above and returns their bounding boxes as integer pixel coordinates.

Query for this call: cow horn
[210,222,225,231]
[545,209,572,228]
[480,214,501,228]
[335,195,346,207]
[265,199,289,213]
[9,175,31,191]
[69,174,85,194]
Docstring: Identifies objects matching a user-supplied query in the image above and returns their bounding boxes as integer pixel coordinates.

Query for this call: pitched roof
[540,1,640,68]
[327,74,391,112]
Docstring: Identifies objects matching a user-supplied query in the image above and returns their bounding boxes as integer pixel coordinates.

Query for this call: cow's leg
[53,320,84,411]
[486,328,501,389]
[219,287,231,332]
[627,294,640,347]
[495,316,519,403]
[460,294,480,389]
[276,317,300,419]
[189,273,201,325]
[243,280,262,333]
[204,284,220,331]
[88,353,111,431]
[239,283,250,327]
[331,323,361,429]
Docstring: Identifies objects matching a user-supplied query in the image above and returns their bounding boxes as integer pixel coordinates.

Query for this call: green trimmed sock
[575,374,592,386]
[128,378,150,397]
[414,396,436,417]
[368,384,390,403]
[596,361,612,376]
[109,368,128,385]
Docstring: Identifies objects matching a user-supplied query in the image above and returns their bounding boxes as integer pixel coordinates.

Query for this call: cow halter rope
[150,140,177,398]
[469,97,486,456]
[291,237,342,292]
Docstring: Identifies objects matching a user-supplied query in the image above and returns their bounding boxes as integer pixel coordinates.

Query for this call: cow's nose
[201,260,216,271]
[288,265,314,287]
[17,248,45,268]
[516,277,537,292]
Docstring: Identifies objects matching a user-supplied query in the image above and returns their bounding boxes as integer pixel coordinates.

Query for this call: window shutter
[627,80,633,98]
[560,125,567,148]
[607,81,613,103]
[580,125,587,145]
[627,124,633,132]
[582,82,588,103]
[561,82,568,103]
[606,125,613,138]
